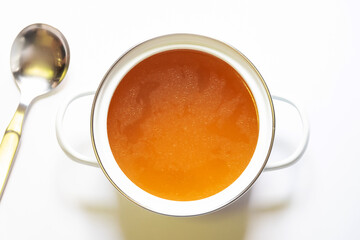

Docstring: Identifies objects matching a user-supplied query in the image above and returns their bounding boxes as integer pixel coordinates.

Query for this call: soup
[107,49,259,201]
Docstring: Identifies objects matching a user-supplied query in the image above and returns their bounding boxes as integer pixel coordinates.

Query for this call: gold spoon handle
[0,103,27,200]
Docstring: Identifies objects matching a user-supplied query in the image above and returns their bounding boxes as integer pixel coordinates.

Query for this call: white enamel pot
[56,34,309,217]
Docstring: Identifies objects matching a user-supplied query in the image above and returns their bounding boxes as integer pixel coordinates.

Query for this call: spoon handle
[0,103,27,201]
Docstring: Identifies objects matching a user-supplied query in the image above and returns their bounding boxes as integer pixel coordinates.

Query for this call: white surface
[0,0,359,239]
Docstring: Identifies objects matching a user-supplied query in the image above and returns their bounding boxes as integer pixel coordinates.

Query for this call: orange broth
[107,49,259,201]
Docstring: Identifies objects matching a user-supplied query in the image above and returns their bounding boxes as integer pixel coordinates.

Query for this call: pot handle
[264,95,310,171]
[56,91,100,168]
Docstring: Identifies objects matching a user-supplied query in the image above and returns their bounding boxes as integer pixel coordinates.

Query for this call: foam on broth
[107,49,259,201]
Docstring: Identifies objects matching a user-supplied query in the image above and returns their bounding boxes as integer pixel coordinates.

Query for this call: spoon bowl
[10,24,70,102]
[0,23,70,200]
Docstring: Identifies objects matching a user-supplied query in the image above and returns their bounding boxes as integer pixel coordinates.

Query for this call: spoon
[0,23,70,200]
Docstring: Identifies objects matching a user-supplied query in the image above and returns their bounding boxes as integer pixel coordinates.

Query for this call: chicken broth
[107,49,259,201]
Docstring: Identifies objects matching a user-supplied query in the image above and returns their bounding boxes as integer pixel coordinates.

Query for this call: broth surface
[107,49,259,201]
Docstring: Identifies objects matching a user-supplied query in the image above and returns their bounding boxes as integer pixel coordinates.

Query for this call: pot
[56,34,309,216]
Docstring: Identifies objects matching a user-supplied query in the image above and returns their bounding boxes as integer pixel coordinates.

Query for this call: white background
[0,0,359,239]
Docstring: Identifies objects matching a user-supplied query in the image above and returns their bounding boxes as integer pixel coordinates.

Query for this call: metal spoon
[0,23,70,200]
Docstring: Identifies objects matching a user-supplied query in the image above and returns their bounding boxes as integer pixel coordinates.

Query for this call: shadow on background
[81,190,252,240]
[117,192,250,240]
